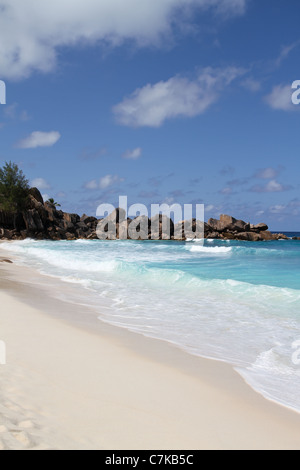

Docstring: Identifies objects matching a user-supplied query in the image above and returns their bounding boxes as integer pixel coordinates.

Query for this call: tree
[46,198,61,208]
[0,161,29,212]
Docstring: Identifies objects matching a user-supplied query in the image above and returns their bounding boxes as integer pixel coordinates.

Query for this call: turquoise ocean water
[2,236,300,412]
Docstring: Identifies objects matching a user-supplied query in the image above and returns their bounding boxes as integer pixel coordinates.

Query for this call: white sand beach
[1,260,300,450]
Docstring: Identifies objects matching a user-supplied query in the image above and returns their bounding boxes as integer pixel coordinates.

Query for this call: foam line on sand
[1,263,300,450]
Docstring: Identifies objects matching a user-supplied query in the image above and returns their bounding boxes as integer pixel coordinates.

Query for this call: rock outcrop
[0,189,99,241]
[208,215,250,234]
[205,215,289,241]
[0,192,291,242]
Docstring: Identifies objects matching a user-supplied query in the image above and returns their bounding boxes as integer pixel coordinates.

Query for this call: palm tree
[46,198,61,208]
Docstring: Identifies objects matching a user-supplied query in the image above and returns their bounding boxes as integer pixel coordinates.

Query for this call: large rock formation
[208,215,250,233]
[150,214,174,240]
[0,188,99,241]
[0,193,291,242]
[173,219,207,240]
[206,215,289,241]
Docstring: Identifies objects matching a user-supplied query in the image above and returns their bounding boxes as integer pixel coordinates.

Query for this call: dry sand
[1,261,300,450]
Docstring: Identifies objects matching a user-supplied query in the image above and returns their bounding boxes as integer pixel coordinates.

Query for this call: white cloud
[255,210,265,217]
[250,179,292,193]
[265,180,285,192]
[268,200,300,217]
[113,66,244,127]
[0,0,248,80]
[122,147,142,160]
[265,84,295,111]
[269,204,286,214]
[17,131,61,149]
[99,175,117,189]
[254,167,282,179]
[84,174,124,190]
[31,178,51,190]
[85,180,99,190]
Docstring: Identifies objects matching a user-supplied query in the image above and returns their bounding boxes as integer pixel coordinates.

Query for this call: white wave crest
[189,246,232,255]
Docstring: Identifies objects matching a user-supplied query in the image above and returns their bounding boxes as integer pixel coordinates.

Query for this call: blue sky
[0,0,300,230]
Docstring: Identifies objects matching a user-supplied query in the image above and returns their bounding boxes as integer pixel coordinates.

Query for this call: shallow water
[2,236,300,412]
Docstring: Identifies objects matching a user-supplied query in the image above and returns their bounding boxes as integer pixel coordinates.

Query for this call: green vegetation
[46,198,61,208]
[0,161,29,212]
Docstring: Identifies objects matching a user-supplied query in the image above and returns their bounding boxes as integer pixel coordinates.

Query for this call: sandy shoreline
[1,260,300,449]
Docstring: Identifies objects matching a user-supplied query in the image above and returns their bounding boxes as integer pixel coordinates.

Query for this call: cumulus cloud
[0,0,248,80]
[84,174,124,190]
[17,131,61,149]
[265,84,295,111]
[84,180,99,190]
[264,180,286,192]
[122,147,142,160]
[113,66,244,127]
[254,166,283,179]
[99,175,123,189]
[268,199,300,218]
[250,179,292,193]
[31,178,51,190]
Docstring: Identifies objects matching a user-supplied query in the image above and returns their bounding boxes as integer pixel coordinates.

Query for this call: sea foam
[189,245,232,254]
[2,237,300,413]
